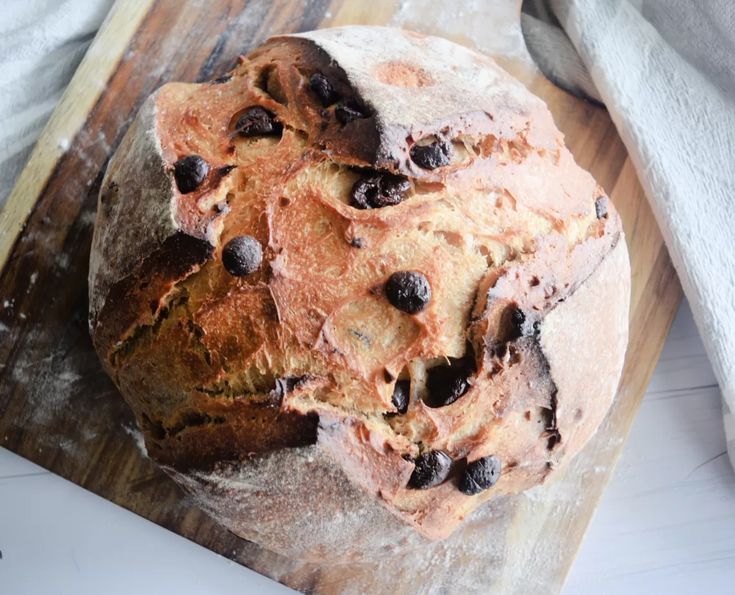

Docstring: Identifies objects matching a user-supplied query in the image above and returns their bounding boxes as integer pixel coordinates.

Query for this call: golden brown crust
[89,26,630,558]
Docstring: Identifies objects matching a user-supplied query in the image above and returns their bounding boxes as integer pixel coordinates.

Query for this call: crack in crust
[88,26,630,553]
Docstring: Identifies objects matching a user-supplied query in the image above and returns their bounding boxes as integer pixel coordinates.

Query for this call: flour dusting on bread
[88,26,629,560]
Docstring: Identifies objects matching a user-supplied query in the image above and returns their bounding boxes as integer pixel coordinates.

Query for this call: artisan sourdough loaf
[89,26,630,561]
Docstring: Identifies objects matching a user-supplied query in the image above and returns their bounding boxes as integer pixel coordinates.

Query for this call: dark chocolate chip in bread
[425,359,473,408]
[385,271,431,314]
[510,307,526,339]
[309,72,340,106]
[235,106,281,137]
[222,235,263,276]
[173,155,209,194]
[350,172,410,209]
[459,455,501,495]
[335,102,367,125]
[410,139,452,169]
[506,306,541,341]
[391,379,410,414]
[408,450,452,489]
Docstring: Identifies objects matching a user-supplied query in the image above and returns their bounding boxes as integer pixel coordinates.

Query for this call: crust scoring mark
[373,60,435,88]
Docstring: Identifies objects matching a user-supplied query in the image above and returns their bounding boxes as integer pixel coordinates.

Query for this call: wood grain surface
[0,1,682,593]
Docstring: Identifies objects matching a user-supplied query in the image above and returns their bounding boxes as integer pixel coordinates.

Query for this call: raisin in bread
[89,26,630,561]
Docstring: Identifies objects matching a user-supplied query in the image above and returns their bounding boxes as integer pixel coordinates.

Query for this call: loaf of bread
[89,26,629,561]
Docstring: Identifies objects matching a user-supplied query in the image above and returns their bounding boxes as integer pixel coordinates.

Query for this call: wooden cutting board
[0,0,681,592]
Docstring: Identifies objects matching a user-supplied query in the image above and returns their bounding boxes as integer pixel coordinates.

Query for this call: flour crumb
[58,138,70,152]
[122,423,148,456]
[58,438,76,453]
[27,271,38,294]
[57,370,82,383]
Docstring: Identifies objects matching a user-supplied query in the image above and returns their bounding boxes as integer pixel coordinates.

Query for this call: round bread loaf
[88,26,629,561]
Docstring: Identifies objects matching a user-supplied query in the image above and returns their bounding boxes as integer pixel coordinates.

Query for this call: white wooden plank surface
[1,303,733,593]
[565,299,735,593]
[0,452,292,594]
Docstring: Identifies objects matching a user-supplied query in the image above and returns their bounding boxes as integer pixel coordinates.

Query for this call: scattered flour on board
[11,346,81,428]
[8,323,109,457]
[55,252,70,270]
[80,208,97,227]
[122,423,148,457]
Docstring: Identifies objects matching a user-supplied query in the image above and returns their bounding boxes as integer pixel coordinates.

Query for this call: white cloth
[526,0,735,468]
[0,0,113,204]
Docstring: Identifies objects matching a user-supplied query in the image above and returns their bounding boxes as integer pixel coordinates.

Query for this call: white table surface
[1,299,734,594]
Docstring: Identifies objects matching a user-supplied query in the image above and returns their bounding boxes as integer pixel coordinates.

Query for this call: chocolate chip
[410,139,453,169]
[235,106,281,137]
[385,271,431,314]
[222,235,263,276]
[595,196,609,219]
[174,155,209,194]
[511,307,525,332]
[349,237,365,249]
[459,455,502,495]
[309,72,339,106]
[335,102,367,125]
[425,360,473,408]
[509,307,526,340]
[350,173,411,209]
[211,74,232,84]
[391,379,410,414]
[508,306,540,340]
[408,450,452,489]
